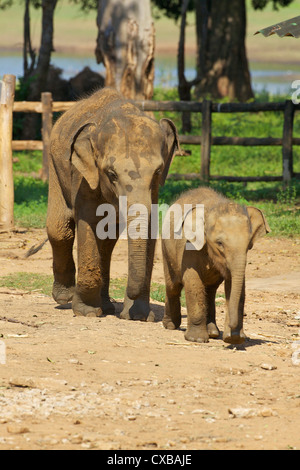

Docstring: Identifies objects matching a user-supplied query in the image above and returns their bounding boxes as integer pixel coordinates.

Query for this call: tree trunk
[195,0,254,102]
[23,0,36,78]
[29,0,58,100]
[178,0,193,133]
[22,0,57,140]
[95,0,155,100]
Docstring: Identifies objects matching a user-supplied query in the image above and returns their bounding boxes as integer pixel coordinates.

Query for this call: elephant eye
[106,169,118,183]
[216,240,224,249]
[150,166,163,189]
[154,166,163,177]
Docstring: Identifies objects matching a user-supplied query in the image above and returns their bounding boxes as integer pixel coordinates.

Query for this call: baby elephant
[162,187,270,345]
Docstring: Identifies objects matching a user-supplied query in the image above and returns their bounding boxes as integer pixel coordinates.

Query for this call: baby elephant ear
[159,118,180,186]
[247,206,271,246]
[71,123,99,191]
[182,206,205,251]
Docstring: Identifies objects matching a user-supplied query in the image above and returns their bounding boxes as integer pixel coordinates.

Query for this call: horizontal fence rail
[11,95,300,184]
[12,98,298,113]
[180,135,300,146]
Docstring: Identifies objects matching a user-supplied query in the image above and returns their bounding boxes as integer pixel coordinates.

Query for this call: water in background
[0,52,299,98]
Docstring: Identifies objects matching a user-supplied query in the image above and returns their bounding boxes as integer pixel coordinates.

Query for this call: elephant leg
[120,237,156,322]
[163,281,182,330]
[183,270,209,343]
[162,244,182,329]
[72,217,102,317]
[223,278,246,344]
[47,198,76,305]
[206,284,221,339]
[98,236,118,315]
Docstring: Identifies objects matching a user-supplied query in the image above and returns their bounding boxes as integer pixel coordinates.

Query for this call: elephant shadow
[221,335,279,350]
[54,302,273,349]
[55,300,166,323]
[113,301,165,323]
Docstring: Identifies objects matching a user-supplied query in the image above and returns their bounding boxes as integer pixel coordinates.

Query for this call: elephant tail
[25,237,48,258]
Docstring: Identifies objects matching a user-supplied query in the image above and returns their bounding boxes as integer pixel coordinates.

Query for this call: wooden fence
[11,89,300,184]
[0,73,300,231]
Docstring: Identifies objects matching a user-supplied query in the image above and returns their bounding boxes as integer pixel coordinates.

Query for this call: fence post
[41,92,53,181]
[0,74,16,232]
[201,99,212,181]
[282,99,295,186]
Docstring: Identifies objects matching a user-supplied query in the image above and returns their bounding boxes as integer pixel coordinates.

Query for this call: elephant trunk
[126,202,151,301]
[228,257,246,330]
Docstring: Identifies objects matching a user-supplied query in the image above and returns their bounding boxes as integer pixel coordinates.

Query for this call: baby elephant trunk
[228,258,247,331]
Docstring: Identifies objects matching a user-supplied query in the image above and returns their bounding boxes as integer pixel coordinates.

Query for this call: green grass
[109,276,170,304]
[13,150,42,174]
[109,276,186,306]
[13,150,48,228]
[0,273,229,308]
[14,172,48,229]
[0,272,53,296]
[109,277,128,301]
[0,272,170,304]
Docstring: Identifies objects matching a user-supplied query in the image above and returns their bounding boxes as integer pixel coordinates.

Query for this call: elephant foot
[185,326,209,343]
[163,315,181,330]
[223,326,246,345]
[101,296,116,316]
[73,303,103,318]
[207,322,220,339]
[72,292,102,318]
[120,297,155,322]
[52,281,75,305]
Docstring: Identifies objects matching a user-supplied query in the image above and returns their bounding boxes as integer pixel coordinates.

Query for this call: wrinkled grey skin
[47,87,179,320]
[162,187,270,345]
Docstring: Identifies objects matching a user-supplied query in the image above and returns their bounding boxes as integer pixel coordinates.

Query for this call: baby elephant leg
[163,282,182,330]
[183,270,209,343]
[206,284,221,339]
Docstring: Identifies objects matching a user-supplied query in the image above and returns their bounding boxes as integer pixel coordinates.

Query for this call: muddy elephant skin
[47,87,179,319]
[162,187,270,345]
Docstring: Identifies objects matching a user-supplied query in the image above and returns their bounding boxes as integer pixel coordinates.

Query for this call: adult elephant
[47,87,179,320]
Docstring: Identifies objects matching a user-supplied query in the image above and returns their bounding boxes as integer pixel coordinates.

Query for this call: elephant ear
[69,123,99,191]
[174,206,205,251]
[247,206,271,247]
[159,118,180,186]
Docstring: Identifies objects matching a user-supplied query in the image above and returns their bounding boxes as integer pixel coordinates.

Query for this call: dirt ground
[0,229,300,450]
